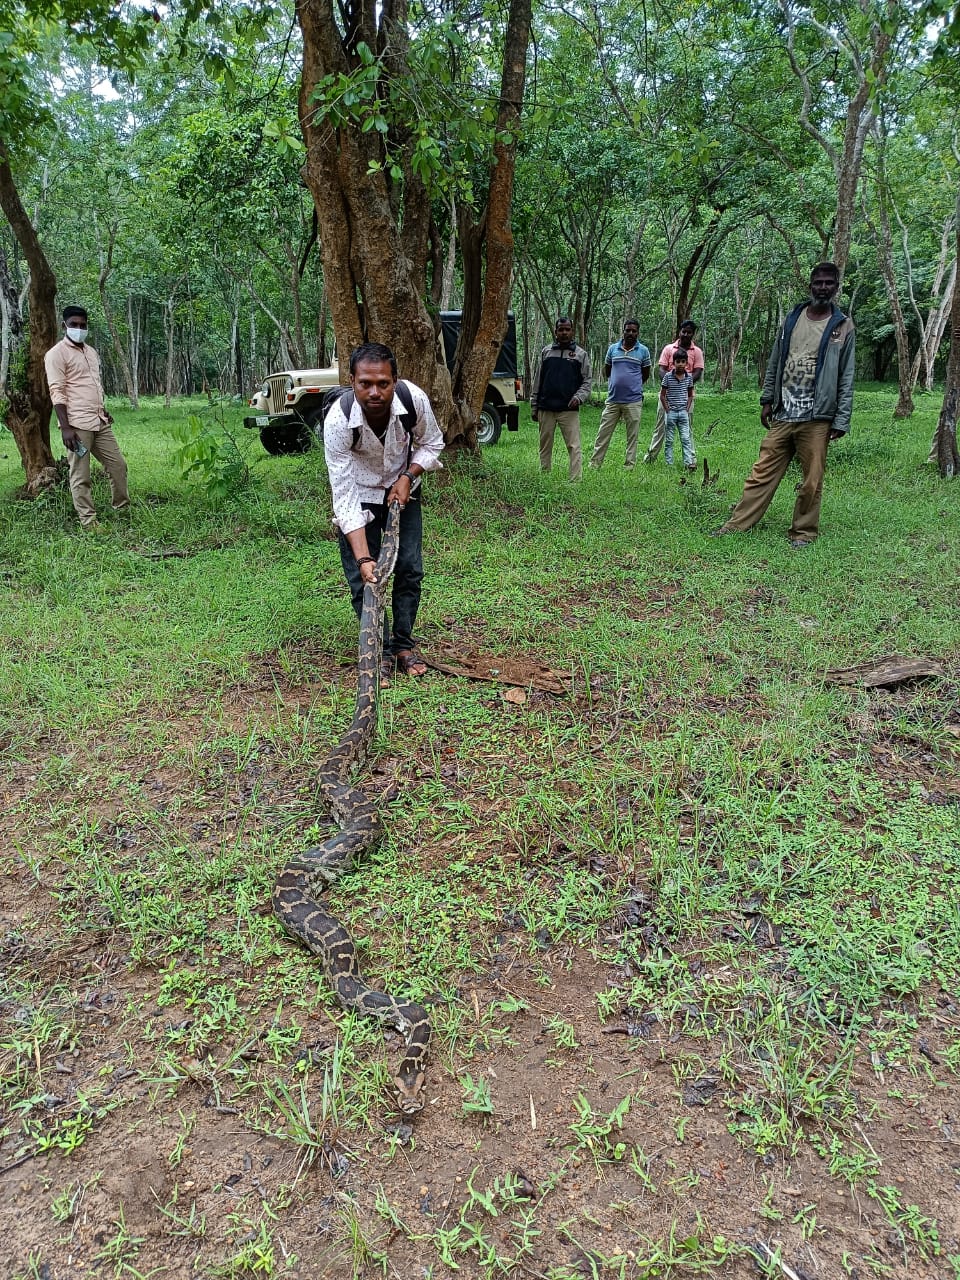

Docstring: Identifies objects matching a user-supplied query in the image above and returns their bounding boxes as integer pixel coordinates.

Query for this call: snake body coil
[273,503,429,1114]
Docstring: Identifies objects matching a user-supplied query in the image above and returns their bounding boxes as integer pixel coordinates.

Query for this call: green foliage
[459,1072,495,1116]
[166,407,252,500]
[0,0,157,152]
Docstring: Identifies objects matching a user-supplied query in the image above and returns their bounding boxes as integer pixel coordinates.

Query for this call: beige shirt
[44,338,109,432]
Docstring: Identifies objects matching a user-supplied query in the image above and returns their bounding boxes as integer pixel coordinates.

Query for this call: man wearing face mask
[712,263,854,547]
[44,304,130,530]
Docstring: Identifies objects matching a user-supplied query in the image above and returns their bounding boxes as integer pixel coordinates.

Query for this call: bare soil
[2,646,959,1280]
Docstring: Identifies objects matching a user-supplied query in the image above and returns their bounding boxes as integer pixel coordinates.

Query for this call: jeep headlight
[260,382,270,398]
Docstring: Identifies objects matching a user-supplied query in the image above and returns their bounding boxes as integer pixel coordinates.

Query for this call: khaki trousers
[538,409,582,481]
[68,426,130,526]
[645,399,696,461]
[590,400,643,468]
[724,418,831,541]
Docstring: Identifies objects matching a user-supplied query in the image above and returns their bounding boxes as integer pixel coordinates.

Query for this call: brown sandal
[395,649,428,677]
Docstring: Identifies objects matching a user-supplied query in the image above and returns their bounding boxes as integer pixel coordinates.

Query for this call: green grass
[1,384,958,1277]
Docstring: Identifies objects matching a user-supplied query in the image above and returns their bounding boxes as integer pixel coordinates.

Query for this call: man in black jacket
[530,317,593,481]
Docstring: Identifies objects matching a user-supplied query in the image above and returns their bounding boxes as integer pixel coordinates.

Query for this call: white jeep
[242,311,522,454]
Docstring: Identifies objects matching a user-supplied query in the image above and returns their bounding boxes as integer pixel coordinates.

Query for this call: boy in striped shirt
[659,348,695,470]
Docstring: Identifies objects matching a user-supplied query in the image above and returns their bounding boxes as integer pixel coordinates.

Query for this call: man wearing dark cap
[44,305,129,529]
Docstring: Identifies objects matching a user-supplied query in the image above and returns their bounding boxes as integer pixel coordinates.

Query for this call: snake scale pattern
[273,501,430,1115]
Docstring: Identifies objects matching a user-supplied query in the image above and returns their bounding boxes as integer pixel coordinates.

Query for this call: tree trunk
[298,0,446,407]
[0,240,18,393]
[440,196,457,312]
[163,294,177,407]
[0,145,59,494]
[779,0,893,283]
[231,305,243,395]
[128,294,142,405]
[285,241,308,367]
[933,186,960,479]
[95,220,139,408]
[905,210,956,394]
[675,209,726,331]
[316,288,329,366]
[298,0,531,437]
[863,156,913,417]
[447,0,531,446]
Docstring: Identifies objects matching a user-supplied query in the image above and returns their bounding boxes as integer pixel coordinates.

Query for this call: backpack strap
[342,379,418,450]
[394,379,416,433]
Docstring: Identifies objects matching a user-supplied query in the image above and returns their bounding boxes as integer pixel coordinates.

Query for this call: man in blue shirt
[589,319,652,470]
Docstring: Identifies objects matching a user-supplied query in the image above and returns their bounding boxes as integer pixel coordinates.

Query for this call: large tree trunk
[297,0,531,439]
[298,0,447,411]
[448,0,531,447]
[0,145,59,494]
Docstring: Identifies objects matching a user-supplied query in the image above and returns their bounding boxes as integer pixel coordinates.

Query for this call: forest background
[3,2,960,1277]
[1,0,959,476]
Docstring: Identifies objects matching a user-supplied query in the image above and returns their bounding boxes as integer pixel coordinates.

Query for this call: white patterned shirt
[323,381,444,534]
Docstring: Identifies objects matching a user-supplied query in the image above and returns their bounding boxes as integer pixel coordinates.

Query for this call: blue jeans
[337,499,424,655]
[664,410,695,467]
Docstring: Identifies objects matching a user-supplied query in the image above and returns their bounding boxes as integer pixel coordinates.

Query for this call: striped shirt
[661,369,693,412]
[605,340,651,404]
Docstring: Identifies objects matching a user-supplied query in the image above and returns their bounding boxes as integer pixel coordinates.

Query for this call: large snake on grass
[273,502,430,1115]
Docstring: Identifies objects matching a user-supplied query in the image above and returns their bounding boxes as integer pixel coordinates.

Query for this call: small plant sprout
[460,1072,495,1117]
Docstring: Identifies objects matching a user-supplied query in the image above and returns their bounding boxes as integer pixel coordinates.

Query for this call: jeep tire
[478,401,502,446]
[259,416,314,456]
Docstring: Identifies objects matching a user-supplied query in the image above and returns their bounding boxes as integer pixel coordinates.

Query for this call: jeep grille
[265,374,288,415]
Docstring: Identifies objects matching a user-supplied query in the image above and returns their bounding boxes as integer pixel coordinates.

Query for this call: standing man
[530,317,592,481]
[643,320,705,464]
[589,318,651,470]
[44,304,129,530]
[324,342,444,678]
[712,263,854,548]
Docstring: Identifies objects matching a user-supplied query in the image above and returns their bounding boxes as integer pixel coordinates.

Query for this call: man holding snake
[323,342,444,677]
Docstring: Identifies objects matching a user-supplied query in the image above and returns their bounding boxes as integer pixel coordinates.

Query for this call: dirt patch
[2,665,960,1278]
[3,942,958,1277]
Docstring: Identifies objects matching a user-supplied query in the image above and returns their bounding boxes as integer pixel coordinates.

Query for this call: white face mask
[66,326,88,344]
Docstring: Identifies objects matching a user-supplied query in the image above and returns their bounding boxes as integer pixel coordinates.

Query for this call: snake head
[392,1070,426,1116]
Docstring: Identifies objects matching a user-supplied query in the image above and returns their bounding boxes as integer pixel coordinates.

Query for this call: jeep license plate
[255,415,270,427]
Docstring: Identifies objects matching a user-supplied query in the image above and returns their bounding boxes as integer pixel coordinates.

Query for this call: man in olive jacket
[713,263,854,547]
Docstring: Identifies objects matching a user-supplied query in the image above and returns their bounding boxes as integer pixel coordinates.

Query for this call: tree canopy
[1,0,958,479]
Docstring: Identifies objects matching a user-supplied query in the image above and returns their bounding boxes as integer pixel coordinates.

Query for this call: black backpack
[320,379,417,449]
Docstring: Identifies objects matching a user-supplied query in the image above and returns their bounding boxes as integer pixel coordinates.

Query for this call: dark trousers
[337,499,424,655]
